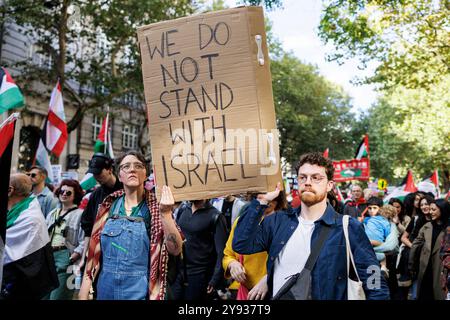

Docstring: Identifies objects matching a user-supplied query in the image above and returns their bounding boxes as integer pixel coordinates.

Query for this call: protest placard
[137,6,281,200]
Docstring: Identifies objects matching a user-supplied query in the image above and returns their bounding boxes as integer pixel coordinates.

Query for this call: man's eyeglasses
[60,190,73,196]
[298,174,326,184]
[26,173,38,178]
[119,162,145,172]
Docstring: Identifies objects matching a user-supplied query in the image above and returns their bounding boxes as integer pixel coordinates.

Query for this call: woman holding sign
[79,151,183,300]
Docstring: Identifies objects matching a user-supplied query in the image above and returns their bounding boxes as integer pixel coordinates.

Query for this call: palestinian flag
[81,113,114,191]
[418,170,440,198]
[323,148,329,158]
[403,170,418,193]
[334,185,344,202]
[4,197,49,265]
[0,68,24,114]
[3,196,57,299]
[80,172,97,191]
[0,113,19,285]
[94,113,114,158]
[355,134,369,160]
[384,170,417,203]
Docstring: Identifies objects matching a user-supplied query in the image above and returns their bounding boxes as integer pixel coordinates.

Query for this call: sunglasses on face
[60,190,73,196]
[26,173,38,178]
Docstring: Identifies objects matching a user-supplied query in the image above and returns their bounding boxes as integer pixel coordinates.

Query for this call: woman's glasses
[297,174,326,184]
[60,190,73,196]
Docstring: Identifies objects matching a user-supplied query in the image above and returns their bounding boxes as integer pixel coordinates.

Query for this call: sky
[222,0,380,114]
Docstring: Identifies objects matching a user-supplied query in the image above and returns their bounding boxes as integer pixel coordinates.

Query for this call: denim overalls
[97,197,150,300]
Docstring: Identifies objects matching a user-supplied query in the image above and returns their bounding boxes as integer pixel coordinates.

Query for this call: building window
[92,115,103,141]
[28,44,52,69]
[122,124,138,149]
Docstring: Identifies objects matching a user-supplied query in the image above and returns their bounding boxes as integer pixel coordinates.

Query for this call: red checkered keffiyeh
[85,189,172,300]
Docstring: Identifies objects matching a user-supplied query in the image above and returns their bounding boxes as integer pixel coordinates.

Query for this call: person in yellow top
[222,191,287,300]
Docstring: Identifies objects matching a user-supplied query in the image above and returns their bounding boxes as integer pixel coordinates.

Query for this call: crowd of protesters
[2,151,449,301]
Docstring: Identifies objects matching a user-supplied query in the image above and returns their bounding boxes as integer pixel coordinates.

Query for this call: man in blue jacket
[232,152,389,300]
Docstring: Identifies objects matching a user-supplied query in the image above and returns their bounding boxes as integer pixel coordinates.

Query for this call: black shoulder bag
[272,223,332,300]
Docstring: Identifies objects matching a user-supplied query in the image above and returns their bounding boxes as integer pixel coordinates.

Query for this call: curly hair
[294,152,334,181]
[54,179,84,205]
[379,205,397,220]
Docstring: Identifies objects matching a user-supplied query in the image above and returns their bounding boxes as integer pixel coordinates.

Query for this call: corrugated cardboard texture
[137,6,281,201]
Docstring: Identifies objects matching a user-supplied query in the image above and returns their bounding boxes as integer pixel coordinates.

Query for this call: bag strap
[210,211,221,233]
[47,207,78,234]
[342,215,361,282]
[304,223,332,271]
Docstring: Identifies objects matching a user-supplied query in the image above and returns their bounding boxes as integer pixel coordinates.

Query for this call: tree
[241,0,283,10]
[271,52,362,166]
[363,74,450,187]
[263,19,363,168]
[318,0,450,90]
[2,0,197,133]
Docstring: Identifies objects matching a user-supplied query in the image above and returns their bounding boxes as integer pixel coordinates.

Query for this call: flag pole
[104,106,109,154]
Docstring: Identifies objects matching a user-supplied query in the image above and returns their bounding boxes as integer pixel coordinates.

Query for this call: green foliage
[202,0,228,11]
[271,52,362,166]
[240,0,283,10]
[364,75,450,184]
[318,0,450,90]
[318,0,449,187]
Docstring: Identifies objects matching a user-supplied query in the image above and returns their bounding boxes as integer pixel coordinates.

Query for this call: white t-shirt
[273,215,315,297]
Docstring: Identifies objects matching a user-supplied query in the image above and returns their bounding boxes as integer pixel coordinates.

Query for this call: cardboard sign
[332,159,370,182]
[137,7,281,201]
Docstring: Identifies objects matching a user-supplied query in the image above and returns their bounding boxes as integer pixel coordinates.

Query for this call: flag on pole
[34,138,54,183]
[81,113,114,191]
[43,81,67,157]
[94,115,107,153]
[355,134,369,160]
[0,68,24,114]
[323,148,329,158]
[403,170,418,193]
[384,170,418,203]
[418,170,440,198]
[80,172,97,191]
[0,113,19,285]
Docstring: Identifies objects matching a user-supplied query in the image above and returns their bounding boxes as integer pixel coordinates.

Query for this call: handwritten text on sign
[140,13,278,197]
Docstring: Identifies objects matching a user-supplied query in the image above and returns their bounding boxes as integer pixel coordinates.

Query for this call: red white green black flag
[355,134,369,160]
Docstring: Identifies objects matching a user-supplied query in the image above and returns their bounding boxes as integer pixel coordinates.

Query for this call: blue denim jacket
[232,200,390,300]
